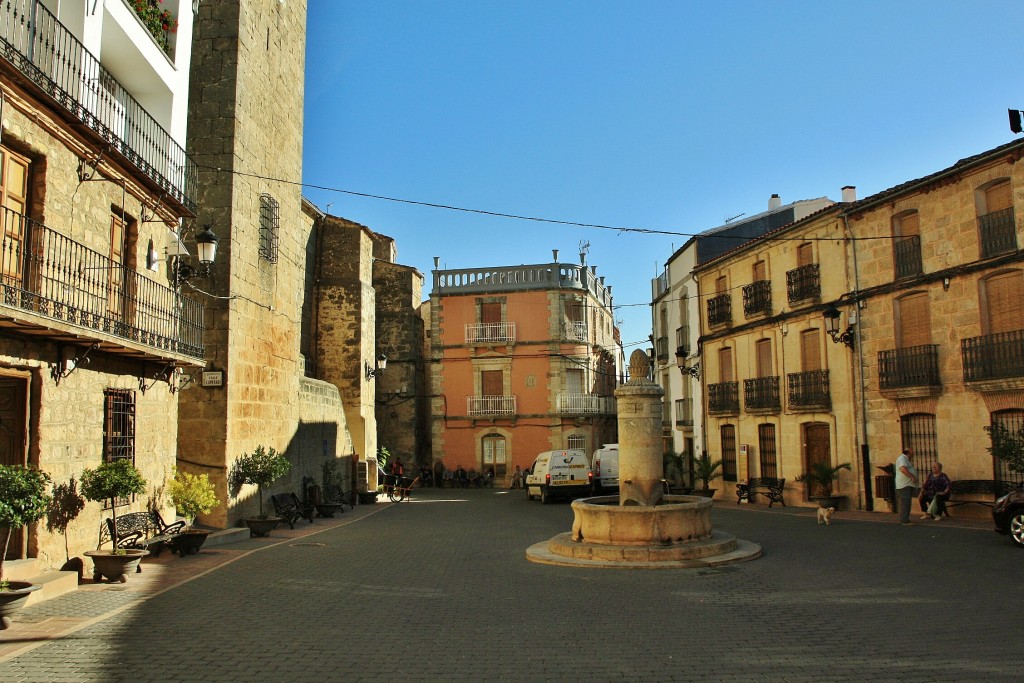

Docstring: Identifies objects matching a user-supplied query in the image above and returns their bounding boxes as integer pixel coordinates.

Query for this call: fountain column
[616,350,664,507]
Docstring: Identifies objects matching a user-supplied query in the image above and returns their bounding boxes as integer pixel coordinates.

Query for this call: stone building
[0,0,199,568]
[429,253,623,485]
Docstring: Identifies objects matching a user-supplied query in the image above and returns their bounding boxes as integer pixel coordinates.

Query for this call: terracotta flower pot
[84,549,149,583]
[0,581,42,630]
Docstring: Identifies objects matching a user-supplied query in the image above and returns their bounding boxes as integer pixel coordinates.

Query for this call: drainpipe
[843,212,873,511]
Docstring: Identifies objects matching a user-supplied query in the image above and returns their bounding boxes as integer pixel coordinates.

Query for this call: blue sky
[302,0,1024,349]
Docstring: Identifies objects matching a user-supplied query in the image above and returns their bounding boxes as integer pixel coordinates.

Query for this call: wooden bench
[271,493,315,528]
[736,477,787,507]
[99,511,185,562]
[945,480,1020,509]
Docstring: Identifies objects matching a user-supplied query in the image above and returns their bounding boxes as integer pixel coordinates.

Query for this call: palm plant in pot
[796,461,851,509]
[80,459,148,583]
[316,459,345,517]
[229,445,291,537]
[693,452,723,497]
[0,464,51,630]
[166,469,219,555]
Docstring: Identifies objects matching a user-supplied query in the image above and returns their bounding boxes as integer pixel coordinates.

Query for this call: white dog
[817,506,836,526]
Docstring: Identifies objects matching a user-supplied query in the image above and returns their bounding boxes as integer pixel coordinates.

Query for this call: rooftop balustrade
[433,263,613,312]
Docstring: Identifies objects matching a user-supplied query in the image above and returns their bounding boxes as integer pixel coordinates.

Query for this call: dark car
[993,489,1024,546]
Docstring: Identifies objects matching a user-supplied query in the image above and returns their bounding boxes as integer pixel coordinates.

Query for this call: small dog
[817,506,836,526]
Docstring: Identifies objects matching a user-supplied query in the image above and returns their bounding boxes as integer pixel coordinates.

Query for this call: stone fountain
[526,350,761,568]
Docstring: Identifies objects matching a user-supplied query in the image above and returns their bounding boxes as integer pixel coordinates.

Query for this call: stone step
[14,570,80,608]
[202,527,250,548]
[3,558,41,581]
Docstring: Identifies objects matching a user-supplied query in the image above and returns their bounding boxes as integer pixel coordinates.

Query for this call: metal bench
[736,477,787,507]
[946,480,1020,509]
[99,510,185,567]
[271,492,315,528]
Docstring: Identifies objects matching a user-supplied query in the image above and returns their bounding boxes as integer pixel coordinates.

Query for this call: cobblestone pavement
[1,488,1021,682]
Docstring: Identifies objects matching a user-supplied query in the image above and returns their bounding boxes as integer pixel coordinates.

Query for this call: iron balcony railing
[0,0,197,213]
[0,207,203,358]
[787,370,831,409]
[744,376,781,410]
[786,264,821,304]
[675,325,689,358]
[962,330,1024,382]
[707,293,732,327]
[707,381,739,414]
[742,280,772,318]
[563,320,587,342]
[979,207,1017,258]
[655,336,669,361]
[467,395,516,416]
[878,344,940,389]
[465,322,515,344]
[556,393,615,414]
[675,397,693,426]
[893,235,923,279]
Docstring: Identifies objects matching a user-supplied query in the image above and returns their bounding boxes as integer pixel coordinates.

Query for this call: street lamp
[365,353,388,380]
[823,305,855,349]
[675,347,701,379]
[173,224,219,285]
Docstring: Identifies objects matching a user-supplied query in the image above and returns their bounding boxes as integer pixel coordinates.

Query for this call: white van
[525,449,593,503]
[592,444,619,492]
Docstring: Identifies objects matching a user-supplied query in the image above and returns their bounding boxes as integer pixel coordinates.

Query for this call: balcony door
[480,302,501,340]
[896,293,931,348]
[1,146,30,290]
[0,377,28,560]
[983,271,1024,335]
[802,423,831,497]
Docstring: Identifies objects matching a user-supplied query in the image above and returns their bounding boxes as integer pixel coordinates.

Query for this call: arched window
[482,433,507,476]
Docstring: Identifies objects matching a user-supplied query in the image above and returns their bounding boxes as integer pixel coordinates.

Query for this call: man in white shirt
[894,447,919,524]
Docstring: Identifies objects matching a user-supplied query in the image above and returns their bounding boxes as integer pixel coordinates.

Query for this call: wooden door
[718,347,733,382]
[756,338,772,377]
[803,423,831,497]
[800,329,821,371]
[0,377,28,560]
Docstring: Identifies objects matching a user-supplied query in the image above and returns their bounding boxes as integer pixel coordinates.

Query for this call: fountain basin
[570,495,713,546]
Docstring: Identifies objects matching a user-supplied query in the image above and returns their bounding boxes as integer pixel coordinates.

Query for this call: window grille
[567,434,586,452]
[990,410,1024,485]
[721,425,737,482]
[900,413,938,474]
[758,424,778,478]
[259,193,280,263]
[103,389,136,508]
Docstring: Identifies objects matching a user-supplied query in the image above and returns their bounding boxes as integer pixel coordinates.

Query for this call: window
[720,425,737,482]
[893,211,922,278]
[895,292,931,348]
[108,209,136,324]
[758,424,778,478]
[103,389,136,507]
[566,368,584,395]
[990,410,1024,485]
[755,339,772,377]
[977,180,1016,258]
[567,434,585,453]
[752,260,766,282]
[900,413,938,474]
[982,271,1024,335]
[797,242,814,267]
[0,145,30,288]
[259,193,280,263]
[482,433,507,476]
[718,347,733,382]
[800,329,821,371]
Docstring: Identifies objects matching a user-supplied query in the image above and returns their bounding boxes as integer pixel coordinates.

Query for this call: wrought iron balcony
[878,345,940,389]
[786,264,820,304]
[707,294,732,327]
[655,336,669,361]
[467,395,517,416]
[742,280,772,318]
[675,397,693,426]
[0,207,203,359]
[744,376,781,411]
[979,208,1017,259]
[962,330,1024,382]
[465,322,515,344]
[787,370,831,409]
[707,381,739,414]
[675,325,690,358]
[893,235,923,279]
[556,393,615,415]
[0,0,196,213]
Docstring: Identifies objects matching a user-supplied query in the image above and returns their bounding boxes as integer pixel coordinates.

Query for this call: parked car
[993,489,1024,546]
[525,450,593,503]
[592,444,619,492]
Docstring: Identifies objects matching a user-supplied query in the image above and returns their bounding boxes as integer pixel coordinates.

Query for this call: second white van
[592,444,619,492]
[525,449,593,503]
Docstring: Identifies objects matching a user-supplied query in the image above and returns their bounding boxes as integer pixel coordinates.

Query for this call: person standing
[510,465,523,489]
[895,447,919,525]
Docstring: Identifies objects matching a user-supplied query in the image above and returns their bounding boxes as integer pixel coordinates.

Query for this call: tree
[0,465,52,584]
[986,422,1024,475]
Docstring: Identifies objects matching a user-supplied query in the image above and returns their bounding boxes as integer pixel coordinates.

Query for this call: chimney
[552,249,559,262]
[768,193,782,210]
[842,186,857,203]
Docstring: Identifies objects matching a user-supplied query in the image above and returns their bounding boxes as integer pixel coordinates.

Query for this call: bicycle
[382,474,421,502]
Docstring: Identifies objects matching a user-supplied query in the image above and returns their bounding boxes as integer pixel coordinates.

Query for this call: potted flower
[693,451,723,497]
[229,446,291,537]
[80,459,149,582]
[166,468,219,555]
[316,460,345,518]
[796,461,852,509]
[0,464,51,630]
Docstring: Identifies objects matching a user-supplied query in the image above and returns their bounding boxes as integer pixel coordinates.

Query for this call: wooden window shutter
[986,271,1024,334]
[800,329,821,371]
[897,293,930,348]
[897,212,920,237]
[1,147,30,285]
[756,339,772,377]
[481,370,503,396]
[797,243,813,267]
[716,275,727,294]
[566,368,584,395]
[481,302,501,324]
[986,181,1012,213]
[718,347,733,382]
[753,260,766,282]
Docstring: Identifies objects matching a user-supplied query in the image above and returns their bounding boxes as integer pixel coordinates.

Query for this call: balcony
[675,397,693,427]
[707,381,739,414]
[0,0,196,214]
[563,320,587,342]
[556,393,615,415]
[465,322,515,344]
[893,235,923,279]
[744,376,781,411]
[467,395,516,416]
[742,280,772,318]
[0,207,203,360]
[962,330,1024,382]
[786,264,820,305]
[979,208,1017,258]
[655,336,669,361]
[675,325,690,358]
[787,370,831,410]
[707,294,732,327]
[878,345,940,390]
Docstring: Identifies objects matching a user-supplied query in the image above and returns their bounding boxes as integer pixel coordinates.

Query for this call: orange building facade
[428,257,623,484]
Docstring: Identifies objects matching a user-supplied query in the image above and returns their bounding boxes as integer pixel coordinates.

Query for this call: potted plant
[0,464,51,630]
[229,445,291,537]
[796,461,852,508]
[166,468,219,555]
[662,451,689,494]
[316,460,345,517]
[693,452,723,497]
[80,459,149,582]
